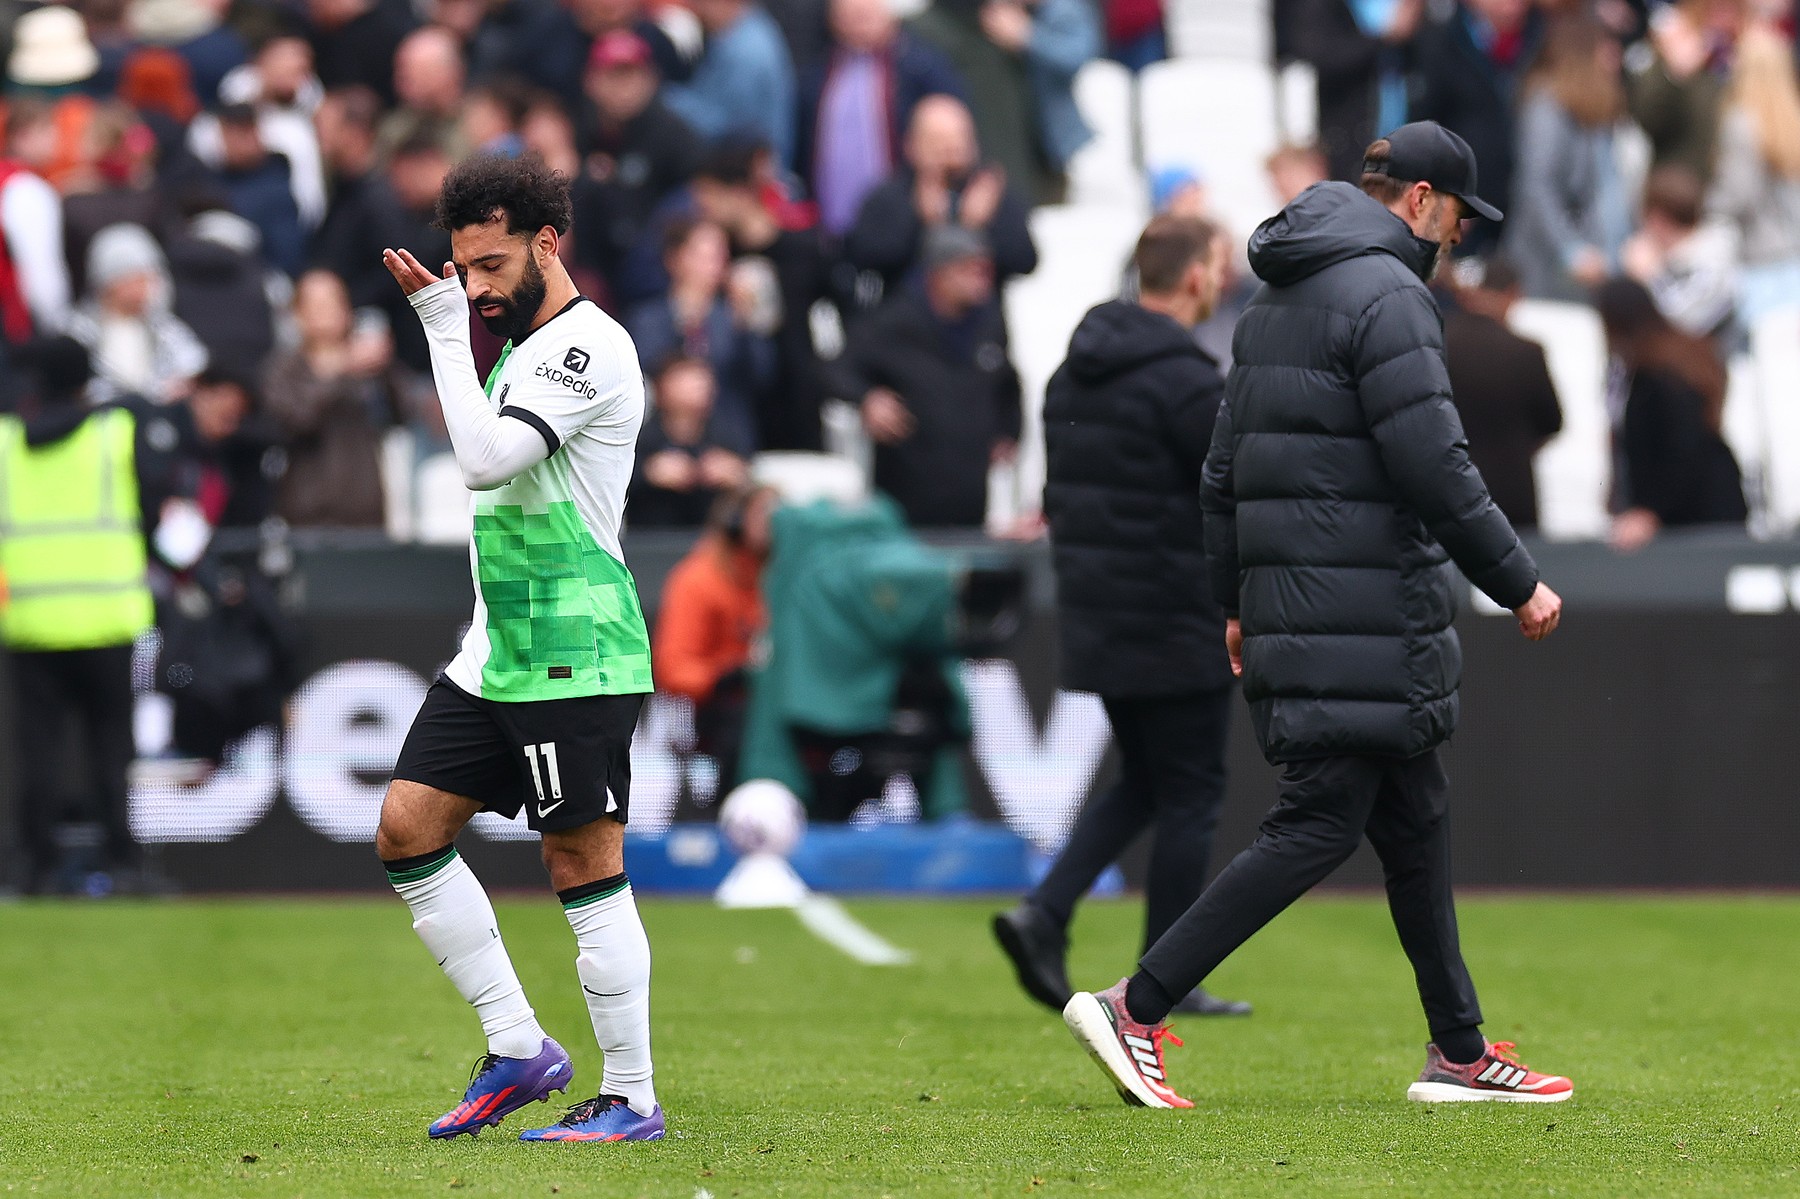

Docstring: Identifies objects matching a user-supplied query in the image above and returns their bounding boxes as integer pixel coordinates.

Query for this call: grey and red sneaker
[428,1038,574,1138]
[1406,1040,1573,1103]
[1062,979,1193,1109]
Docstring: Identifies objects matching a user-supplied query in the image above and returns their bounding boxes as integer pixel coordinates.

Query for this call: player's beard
[478,254,549,342]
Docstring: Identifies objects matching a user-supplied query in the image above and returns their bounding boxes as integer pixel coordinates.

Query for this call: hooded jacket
[1202,182,1538,762]
[1042,300,1231,698]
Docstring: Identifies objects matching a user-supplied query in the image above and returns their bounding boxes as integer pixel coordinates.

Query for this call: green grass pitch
[2,894,1796,1197]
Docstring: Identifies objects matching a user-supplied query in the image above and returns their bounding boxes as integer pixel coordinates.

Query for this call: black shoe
[1170,987,1252,1017]
[992,904,1072,1011]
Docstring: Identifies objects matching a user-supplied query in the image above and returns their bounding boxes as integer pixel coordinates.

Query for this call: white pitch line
[793,895,914,966]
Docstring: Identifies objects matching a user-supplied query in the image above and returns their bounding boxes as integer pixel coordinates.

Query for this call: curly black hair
[433,152,573,238]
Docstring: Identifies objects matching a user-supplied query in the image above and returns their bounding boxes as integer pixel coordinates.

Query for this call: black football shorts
[392,679,646,831]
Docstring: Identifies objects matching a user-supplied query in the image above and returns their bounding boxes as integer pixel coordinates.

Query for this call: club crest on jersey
[536,359,598,399]
[563,348,591,374]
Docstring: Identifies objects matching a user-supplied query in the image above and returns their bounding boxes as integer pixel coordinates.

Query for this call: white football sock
[563,877,656,1116]
[388,847,548,1060]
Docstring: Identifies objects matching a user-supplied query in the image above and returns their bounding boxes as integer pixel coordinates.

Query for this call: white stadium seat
[1507,300,1611,541]
[1277,60,1319,145]
[1066,58,1143,210]
[751,451,869,507]
[1749,307,1800,535]
[1720,354,1767,533]
[1165,0,1271,62]
[1138,58,1283,246]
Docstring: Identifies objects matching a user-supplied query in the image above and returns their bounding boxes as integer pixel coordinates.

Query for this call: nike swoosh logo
[537,799,565,818]
[583,986,630,998]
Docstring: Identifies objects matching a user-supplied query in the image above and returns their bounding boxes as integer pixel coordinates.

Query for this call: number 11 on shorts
[524,742,563,810]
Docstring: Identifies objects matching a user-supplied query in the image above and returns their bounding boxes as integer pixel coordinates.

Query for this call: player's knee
[375,788,431,861]
[373,816,407,862]
[540,840,620,892]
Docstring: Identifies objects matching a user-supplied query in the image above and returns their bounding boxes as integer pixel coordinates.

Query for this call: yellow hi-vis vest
[0,407,154,650]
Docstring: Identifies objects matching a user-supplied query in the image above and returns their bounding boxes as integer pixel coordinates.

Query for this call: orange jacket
[652,535,766,702]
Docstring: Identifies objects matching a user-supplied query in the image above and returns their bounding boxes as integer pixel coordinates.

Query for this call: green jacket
[739,498,971,816]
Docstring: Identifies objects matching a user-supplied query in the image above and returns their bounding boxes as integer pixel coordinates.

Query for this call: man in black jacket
[1063,123,1572,1109]
[993,215,1248,1019]
[827,224,1020,527]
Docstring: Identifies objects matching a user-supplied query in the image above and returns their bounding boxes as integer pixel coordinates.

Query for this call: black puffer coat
[1043,301,1232,698]
[1202,182,1539,762]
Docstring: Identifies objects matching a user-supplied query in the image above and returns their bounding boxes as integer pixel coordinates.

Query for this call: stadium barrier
[2,529,1797,892]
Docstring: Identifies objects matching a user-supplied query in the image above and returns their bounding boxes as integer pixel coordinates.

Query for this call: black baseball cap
[1364,121,1502,222]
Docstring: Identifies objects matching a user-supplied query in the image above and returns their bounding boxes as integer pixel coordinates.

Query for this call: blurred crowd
[0,0,1794,546]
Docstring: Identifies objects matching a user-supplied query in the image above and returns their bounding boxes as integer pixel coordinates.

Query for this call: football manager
[1063,122,1573,1108]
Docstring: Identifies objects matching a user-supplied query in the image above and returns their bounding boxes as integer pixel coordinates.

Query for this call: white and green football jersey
[443,296,654,702]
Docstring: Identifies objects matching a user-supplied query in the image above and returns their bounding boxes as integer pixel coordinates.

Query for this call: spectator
[166,206,285,379]
[1706,26,1800,325]
[4,7,103,193]
[61,103,173,300]
[844,94,1037,299]
[909,0,1098,205]
[1264,141,1328,207]
[1148,164,1206,216]
[117,44,202,128]
[311,86,415,322]
[461,0,590,102]
[654,483,779,799]
[1624,0,1742,186]
[762,0,831,82]
[68,222,208,402]
[125,0,249,105]
[211,103,307,279]
[0,98,74,344]
[516,96,611,301]
[629,354,755,527]
[692,138,839,450]
[1410,0,1544,254]
[307,0,414,106]
[662,0,798,168]
[261,269,394,527]
[1594,277,1747,552]
[571,31,705,294]
[1622,164,1738,338]
[374,26,470,164]
[82,0,136,96]
[380,134,455,372]
[626,216,776,443]
[797,0,969,237]
[1103,0,1165,71]
[0,335,154,895]
[828,224,1020,528]
[459,77,533,158]
[564,0,687,98]
[117,46,218,202]
[1506,15,1633,301]
[193,32,328,231]
[1275,0,1424,183]
[183,365,281,529]
[1442,257,1563,531]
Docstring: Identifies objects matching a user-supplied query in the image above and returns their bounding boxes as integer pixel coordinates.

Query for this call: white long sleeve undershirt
[408,276,550,490]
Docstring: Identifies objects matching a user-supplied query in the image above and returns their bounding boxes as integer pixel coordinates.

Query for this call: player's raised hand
[383,248,456,296]
[1514,581,1562,642]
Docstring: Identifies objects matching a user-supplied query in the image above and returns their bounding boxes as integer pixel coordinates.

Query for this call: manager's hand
[1515,582,1562,641]
[1225,618,1243,677]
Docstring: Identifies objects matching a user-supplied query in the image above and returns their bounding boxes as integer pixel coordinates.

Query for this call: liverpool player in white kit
[376,153,663,1143]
